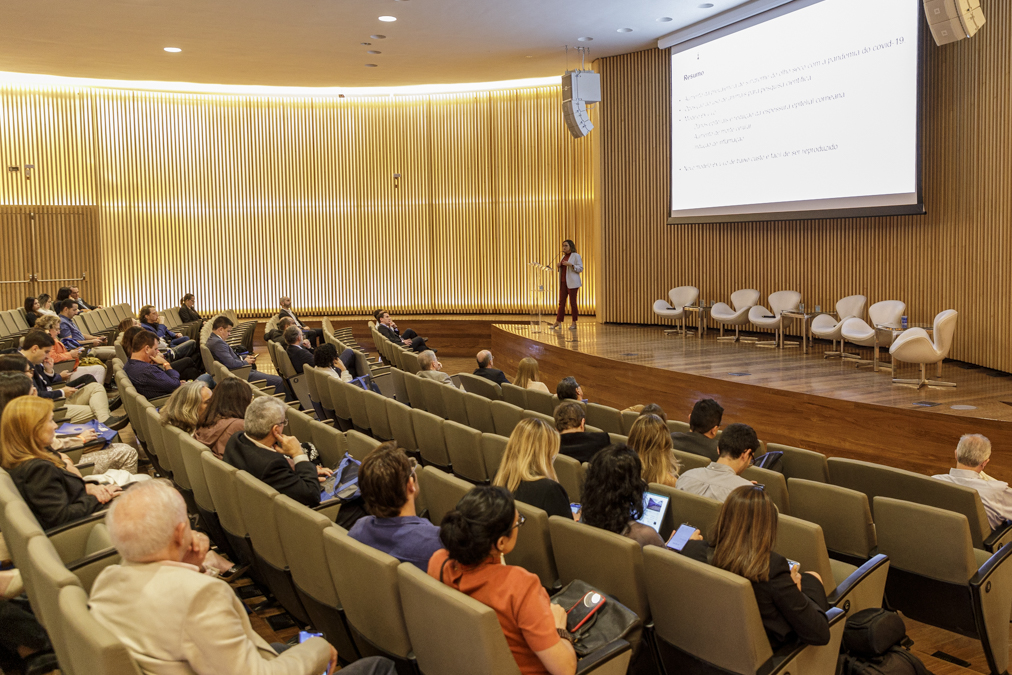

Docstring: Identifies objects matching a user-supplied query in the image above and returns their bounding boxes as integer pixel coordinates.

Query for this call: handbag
[550,580,641,657]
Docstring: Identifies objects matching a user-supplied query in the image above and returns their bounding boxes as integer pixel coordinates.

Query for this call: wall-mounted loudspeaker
[923,0,985,46]
[562,70,601,139]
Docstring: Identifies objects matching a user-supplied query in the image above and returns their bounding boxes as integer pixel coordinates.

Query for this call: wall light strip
[0,70,560,97]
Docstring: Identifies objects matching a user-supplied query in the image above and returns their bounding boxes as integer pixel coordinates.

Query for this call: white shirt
[676,462,753,503]
[932,468,1012,529]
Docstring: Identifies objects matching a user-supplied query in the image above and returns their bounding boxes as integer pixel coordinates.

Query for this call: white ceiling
[0,0,758,88]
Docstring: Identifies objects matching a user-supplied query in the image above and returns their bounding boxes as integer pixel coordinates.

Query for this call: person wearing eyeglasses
[675,423,758,503]
[222,396,332,507]
[347,442,442,571]
[430,486,578,675]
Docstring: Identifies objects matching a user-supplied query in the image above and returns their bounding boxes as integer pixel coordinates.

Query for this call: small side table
[780,310,821,354]
[873,324,932,373]
[682,305,712,339]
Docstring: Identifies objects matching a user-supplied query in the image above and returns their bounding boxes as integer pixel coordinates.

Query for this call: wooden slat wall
[0,84,596,318]
[596,6,1012,373]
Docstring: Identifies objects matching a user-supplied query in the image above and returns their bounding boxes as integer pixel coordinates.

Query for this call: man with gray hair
[88,479,337,675]
[223,396,331,507]
[933,434,1012,528]
[416,350,456,387]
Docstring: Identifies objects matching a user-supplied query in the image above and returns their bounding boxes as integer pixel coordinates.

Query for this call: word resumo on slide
[670,0,920,220]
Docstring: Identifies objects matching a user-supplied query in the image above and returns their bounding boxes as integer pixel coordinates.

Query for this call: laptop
[635,491,669,534]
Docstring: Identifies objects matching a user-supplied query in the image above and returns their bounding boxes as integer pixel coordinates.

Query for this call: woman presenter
[551,239,583,331]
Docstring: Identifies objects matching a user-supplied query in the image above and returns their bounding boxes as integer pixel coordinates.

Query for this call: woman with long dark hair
[429,486,577,675]
[194,378,252,458]
[580,444,664,548]
[550,239,583,331]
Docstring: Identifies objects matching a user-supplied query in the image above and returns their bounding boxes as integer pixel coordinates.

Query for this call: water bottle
[901,315,908,329]
[799,302,805,313]
[814,304,821,313]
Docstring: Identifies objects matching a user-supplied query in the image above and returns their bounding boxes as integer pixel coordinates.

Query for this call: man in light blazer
[417,349,457,387]
[278,296,322,347]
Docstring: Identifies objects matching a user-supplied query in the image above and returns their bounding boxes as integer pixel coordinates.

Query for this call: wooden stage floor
[490,320,1012,482]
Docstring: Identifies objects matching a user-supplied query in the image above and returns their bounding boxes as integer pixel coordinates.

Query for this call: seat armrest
[826,606,846,625]
[313,500,343,522]
[575,639,632,674]
[827,554,889,606]
[76,462,96,476]
[228,365,253,380]
[971,541,1012,585]
[983,521,1012,552]
[65,546,118,573]
[148,395,170,407]
[45,510,108,538]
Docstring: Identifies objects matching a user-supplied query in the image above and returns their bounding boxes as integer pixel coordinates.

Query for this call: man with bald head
[473,350,509,385]
[87,479,338,675]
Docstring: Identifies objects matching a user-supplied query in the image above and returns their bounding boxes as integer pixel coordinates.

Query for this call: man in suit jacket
[68,285,100,311]
[284,326,315,375]
[416,349,457,387]
[223,396,331,507]
[554,400,610,464]
[472,350,509,385]
[671,398,723,462]
[279,296,322,347]
[207,316,292,401]
[88,479,340,675]
[374,309,427,352]
[139,305,198,359]
[264,316,295,345]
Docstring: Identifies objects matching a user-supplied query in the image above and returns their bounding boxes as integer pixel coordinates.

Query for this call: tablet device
[635,491,669,534]
[666,523,697,552]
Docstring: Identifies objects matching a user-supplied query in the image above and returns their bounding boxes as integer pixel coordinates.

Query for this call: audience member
[264,316,296,345]
[492,418,572,520]
[0,396,116,529]
[313,343,355,382]
[278,297,323,347]
[0,372,35,412]
[68,286,100,311]
[223,396,331,507]
[87,479,358,675]
[628,414,679,488]
[195,378,252,458]
[159,381,212,434]
[671,398,723,462]
[417,350,456,387]
[373,309,427,352]
[139,305,197,359]
[348,442,442,571]
[124,331,212,399]
[581,444,664,548]
[473,350,509,385]
[23,297,41,328]
[679,485,830,648]
[429,486,577,675]
[933,434,1012,528]
[0,596,58,675]
[514,357,550,393]
[115,318,140,346]
[57,300,115,360]
[19,331,126,428]
[35,315,107,385]
[36,294,56,319]
[555,377,583,402]
[639,403,667,421]
[207,316,290,400]
[676,423,757,502]
[178,293,203,324]
[122,324,201,379]
[553,401,610,464]
[284,326,315,374]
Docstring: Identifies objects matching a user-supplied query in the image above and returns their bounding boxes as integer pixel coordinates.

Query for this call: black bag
[752,450,784,473]
[550,580,640,657]
[839,647,933,675]
[839,609,934,675]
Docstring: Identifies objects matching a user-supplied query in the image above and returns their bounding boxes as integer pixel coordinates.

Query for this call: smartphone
[566,591,607,633]
[666,524,697,552]
[786,558,800,571]
[570,503,581,516]
[298,632,328,675]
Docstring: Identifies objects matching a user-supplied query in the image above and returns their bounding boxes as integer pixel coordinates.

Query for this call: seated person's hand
[62,385,78,396]
[76,429,99,444]
[85,483,121,504]
[550,602,568,631]
[689,529,703,541]
[789,562,802,591]
[301,339,311,349]
[402,338,411,345]
[183,531,211,569]
[69,348,81,359]
[275,433,304,459]
[60,371,73,382]
[326,645,338,675]
[316,466,333,482]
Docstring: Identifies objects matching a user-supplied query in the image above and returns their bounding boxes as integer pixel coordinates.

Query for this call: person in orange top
[34,315,107,385]
[428,486,577,675]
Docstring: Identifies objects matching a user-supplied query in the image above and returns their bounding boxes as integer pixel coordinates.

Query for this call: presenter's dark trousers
[557,283,579,323]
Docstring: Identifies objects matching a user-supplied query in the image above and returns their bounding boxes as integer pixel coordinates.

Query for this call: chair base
[892,364,956,389]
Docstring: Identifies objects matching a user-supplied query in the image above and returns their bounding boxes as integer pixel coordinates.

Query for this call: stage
[490,320,1012,482]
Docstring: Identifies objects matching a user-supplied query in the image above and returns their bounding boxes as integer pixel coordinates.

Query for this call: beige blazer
[418,369,458,387]
[89,560,331,675]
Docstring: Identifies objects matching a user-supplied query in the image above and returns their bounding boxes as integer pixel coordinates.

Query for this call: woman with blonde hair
[0,396,117,529]
[680,485,830,647]
[159,381,211,434]
[514,357,550,394]
[492,417,572,519]
[627,414,679,488]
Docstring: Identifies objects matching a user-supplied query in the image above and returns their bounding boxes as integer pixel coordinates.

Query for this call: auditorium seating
[505,501,560,590]
[787,478,877,565]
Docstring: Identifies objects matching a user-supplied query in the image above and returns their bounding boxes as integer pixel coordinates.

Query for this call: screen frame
[666,0,926,225]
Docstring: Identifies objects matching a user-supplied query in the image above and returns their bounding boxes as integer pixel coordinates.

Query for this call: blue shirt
[347,515,443,571]
[142,322,178,341]
[59,315,85,348]
[123,358,181,399]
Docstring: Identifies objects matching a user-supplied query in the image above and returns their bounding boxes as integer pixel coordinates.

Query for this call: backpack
[838,609,933,675]
[753,450,784,473]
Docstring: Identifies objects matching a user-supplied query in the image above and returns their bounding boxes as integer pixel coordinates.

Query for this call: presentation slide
[670,0,921,222]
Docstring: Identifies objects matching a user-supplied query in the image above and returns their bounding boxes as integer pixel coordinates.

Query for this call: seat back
[932,309,958,356]
[650,483,722,541]
[868,300,906,327]
[397,562,522,675]
[327,377,353,425]
[462,391,496,434]
[274,494,339,609]
[490,400,523,437]
[673,449,710,473]
[500,382,528,410]
[767,443,829,483]
[362,389,394,440]
[668,285,699,310]
[418,378,447,418]
[323,528,414,660]
[346,429,381,461]
[774,514,837,596]
[585,402,623,435]
[413,409,451,468]
[505,501,559,589]
[4,500,46,610]
[200,453,246,539]
[741,465,790,514]
[836,294,867,321]
[386,398,419,452]
[28,536,84,673]
[286,406,316,444]
[828,457,991,549]
[343,384,372,433]
[521,409,555,427]
[311,421,350,467]
[443,420,487,484]
[389,367,410,404]
[550,515,650,622]
[59,585,144,675]
[730,289,760,312]
[525,388,556,416]
[553,453,585,503]
[644,545,772,674]
[788,478,876,560]
[403,372,426,411]
[768,290,801,316]
[457,372,502,400]
[401,351,422,374]
[441,384,470,426]
[620,410,640,435]
[179,433,215,512]
[161,425,192,490]
[874,496,976,584]
[416,466,471,526]
[480,433,509,479]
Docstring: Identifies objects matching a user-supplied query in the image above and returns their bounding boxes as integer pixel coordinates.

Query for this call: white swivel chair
[748,291,801,348]
[889,309,958,389]
[811,295,867,359]
[652,286,699,336]
[839,300,906,371]
[711,289,760,342]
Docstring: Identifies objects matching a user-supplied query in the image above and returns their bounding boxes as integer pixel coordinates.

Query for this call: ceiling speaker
[562,70,601,139]
[923,0,986,46]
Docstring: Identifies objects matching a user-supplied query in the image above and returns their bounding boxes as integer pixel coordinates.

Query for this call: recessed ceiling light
[361,42,372,45]
[378,16,397,22]
[617,27,633,33]
[699,3,715,7]
[365,63,379,67]
[163,47,182,53]
[526,55,533,58]
[367,50,381,54]
[657,16,673,22]
[371,34,387,39]
[577,37,593,42]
